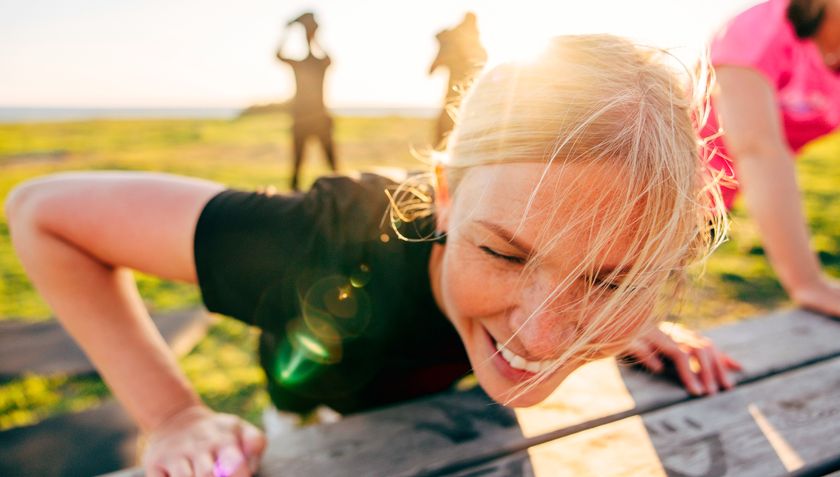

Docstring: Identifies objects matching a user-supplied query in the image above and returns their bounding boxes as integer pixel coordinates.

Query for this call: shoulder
[298,173,403,242]
[711,0,796,84]
[306,173,396,214]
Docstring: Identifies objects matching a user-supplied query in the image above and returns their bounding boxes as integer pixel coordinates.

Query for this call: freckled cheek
[441,248,516,320]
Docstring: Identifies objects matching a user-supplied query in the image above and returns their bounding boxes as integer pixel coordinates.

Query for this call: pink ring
[212,457,230,477]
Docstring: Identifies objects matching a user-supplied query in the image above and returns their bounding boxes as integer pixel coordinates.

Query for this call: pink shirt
[703,0,840,208]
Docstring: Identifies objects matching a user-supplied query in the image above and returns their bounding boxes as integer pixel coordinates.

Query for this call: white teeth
[494,340,557,373]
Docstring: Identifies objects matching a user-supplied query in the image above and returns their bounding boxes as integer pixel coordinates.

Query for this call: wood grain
[456,355,840,477]
[103,310,840,477]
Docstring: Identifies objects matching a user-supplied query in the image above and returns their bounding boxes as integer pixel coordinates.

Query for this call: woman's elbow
[6,181,33,229]
[5,177,53,236]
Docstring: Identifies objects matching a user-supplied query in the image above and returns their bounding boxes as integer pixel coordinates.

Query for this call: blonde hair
[389,34,726,400]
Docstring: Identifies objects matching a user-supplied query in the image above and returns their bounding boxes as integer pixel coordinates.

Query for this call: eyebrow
[476,220,634,275]
[475,220,533,255]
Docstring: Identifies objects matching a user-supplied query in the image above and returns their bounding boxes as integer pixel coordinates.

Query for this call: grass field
[1,112,839,431]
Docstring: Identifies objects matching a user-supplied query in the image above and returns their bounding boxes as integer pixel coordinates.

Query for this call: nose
[508,273,579,359]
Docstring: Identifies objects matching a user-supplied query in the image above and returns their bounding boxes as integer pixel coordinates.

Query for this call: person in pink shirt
[705,0,840,317]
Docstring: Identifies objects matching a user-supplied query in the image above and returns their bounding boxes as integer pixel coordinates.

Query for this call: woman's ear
[434,164,451,231]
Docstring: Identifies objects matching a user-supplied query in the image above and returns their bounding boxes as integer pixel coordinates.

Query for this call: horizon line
[0,105,439,123]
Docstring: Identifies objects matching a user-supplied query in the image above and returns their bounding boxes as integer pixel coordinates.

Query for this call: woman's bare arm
[5,171,263,476]
[715,66,840,316]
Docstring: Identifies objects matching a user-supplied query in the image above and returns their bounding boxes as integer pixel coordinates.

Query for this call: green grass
[1,112,839,430]
[670,133,840,331]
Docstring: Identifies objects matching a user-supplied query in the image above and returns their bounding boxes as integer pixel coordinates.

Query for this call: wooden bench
[0,309,212,377]
[106,309,840,477]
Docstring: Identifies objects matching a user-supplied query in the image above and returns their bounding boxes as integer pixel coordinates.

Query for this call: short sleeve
[193,175,394,331]
[710,0,793,88]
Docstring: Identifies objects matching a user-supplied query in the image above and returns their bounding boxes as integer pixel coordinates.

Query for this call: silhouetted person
[428,13,487,149]
[277,12,337,191]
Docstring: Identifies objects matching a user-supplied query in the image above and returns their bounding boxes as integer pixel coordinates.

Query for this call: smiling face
[429,162,654,407]
[414,34,715,408]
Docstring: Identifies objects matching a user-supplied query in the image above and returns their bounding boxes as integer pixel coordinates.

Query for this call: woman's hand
[623,324,742,396]
[792,276,840,318]
[142,405,267,477]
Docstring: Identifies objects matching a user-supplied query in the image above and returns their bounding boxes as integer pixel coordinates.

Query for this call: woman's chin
[496,390,549,408]
[475,370,556,408]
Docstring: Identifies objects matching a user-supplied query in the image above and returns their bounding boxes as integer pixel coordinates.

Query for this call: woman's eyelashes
[592,276,621,291]
[477,243,625,291]
[479,245,526,265]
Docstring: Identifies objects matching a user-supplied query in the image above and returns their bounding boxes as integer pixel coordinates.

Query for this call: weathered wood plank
[451,355,840,477]
[104,310,840,477]
[0,309,212,377]
[446,450,534,477]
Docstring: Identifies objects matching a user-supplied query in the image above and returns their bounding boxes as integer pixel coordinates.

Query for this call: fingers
[668,349,703,396]
[692,346,717,395]
[239,422,267,473]
[627,343,665,374]
[723,351,743,371]
[145,467,166,477]
[145,454,216,477]
[142,411,264,477]
[192,452,215,477]
[713,350,743,390]
[640,352,665,374]
[646,331,703,396]
[149,447,253,477]
[215,445,249,477]
[711,349,734,390]
[166,458,193,477]
[654,323,746,396]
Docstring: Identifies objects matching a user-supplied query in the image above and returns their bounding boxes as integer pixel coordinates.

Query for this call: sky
[0,0,762,109]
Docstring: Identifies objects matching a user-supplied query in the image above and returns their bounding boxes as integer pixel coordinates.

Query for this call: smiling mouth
[493,339,559,374]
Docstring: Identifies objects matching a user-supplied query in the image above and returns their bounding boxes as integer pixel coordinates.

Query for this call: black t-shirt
[193,173,470,414]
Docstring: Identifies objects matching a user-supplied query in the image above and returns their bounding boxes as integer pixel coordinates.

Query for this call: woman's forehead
[452,162,640,259]
[454,162,630,221]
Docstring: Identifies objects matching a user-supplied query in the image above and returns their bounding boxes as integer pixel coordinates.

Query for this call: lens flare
[273,336,320,386]
[296,333,330,360]
[325,284,356,318]
[350,263,371,288]
[272,269,374,388]
[287,318,342,364]
[302,275,371,338]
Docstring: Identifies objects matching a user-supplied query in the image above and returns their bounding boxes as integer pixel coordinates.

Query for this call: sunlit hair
[388,34,727,402]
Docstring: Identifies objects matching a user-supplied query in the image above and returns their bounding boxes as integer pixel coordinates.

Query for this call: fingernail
[216,452,244,476]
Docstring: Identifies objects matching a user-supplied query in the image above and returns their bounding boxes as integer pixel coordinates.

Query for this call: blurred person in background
[277,12,338,191]
[702,0,840,316]
[429,12,487,149]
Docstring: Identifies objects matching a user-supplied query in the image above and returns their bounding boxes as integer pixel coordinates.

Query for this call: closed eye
[593,277,621,291]
[479,245,526,265]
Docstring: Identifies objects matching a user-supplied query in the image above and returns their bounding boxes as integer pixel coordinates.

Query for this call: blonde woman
[6,35,738,477]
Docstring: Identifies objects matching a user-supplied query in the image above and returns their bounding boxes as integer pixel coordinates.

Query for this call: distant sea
[0,107,437,123]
